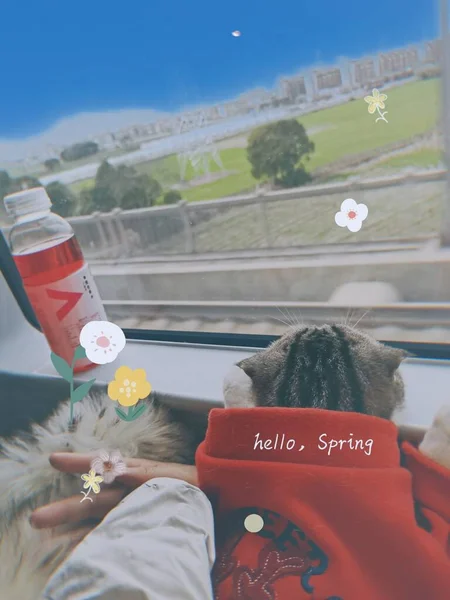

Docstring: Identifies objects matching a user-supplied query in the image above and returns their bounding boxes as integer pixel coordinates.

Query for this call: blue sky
[0,0,439,138]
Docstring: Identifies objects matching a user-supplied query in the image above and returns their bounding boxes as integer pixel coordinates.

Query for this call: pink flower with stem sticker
[90,449,127,484]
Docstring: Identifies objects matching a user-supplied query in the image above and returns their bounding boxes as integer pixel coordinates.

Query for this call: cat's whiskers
[276,307,296,328]
[286,307,301,327]
[341,307,354,327]
[271,315,291,328]
[353,309,372,330]
[279,306,294,325]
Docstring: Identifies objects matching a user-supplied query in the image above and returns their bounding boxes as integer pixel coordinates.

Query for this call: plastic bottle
[4,187,107,372]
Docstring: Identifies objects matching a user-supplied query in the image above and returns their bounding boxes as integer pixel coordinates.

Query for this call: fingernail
[50,452,66,459]
[29,506,48,528]
[49,452,66,466]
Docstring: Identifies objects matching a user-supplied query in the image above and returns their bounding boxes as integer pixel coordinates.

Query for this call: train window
[1,6,450,600]
[0,0,449,350]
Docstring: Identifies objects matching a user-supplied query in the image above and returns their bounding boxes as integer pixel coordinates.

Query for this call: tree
[46,181,76,217]
[247,119,315,187]
[8,175,42,193]
[0,170,11,200]
[89,185,117,213]
[60,141,99,162]
[96,160,118,187]
[0,172,43,220]
[142,174,162,206]
[117,171,162,210]
[0,170,11,221]
[163,189,182,205]
[78,189,95,215]
[84,161,162,213]
[44,158,61,172]
[89,161,119,212]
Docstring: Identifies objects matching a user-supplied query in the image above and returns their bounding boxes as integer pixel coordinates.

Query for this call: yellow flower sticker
[80,469,104,503]
[364,88,388,123]
[108,366,151,421]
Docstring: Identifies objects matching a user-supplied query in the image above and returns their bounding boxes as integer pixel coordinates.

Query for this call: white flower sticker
[79,320,126,365]
[334,198,368,233]
[90,449,126,484]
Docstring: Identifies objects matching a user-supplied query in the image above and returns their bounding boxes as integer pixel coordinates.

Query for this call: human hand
[30,452,198,531]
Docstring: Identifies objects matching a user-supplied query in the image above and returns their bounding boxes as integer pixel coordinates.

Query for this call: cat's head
[224,324,407,419]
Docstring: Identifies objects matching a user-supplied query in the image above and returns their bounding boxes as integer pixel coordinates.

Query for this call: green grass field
[374,147,441,170]
[297,78,439,169]
[68,78,440,204]
[165,78,440,202]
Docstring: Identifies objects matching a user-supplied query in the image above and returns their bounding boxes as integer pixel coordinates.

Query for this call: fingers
[49,452,95,474]
[30,487,126,529]
[50,453,198,488]
[117,461,198,488]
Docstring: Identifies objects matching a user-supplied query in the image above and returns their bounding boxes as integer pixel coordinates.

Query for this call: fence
[64,169,446,260]
[0,169,446,259]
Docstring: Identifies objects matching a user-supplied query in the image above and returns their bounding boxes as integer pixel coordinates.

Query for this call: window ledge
[33,337,450,430]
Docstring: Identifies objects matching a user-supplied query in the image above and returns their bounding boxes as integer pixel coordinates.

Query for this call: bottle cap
[4,187,52,218]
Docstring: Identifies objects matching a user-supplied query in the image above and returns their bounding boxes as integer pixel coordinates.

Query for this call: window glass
[0,0,448,343]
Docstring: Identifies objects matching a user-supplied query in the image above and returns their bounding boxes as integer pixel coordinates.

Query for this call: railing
[0,169,445,258]
[64,169,446,259]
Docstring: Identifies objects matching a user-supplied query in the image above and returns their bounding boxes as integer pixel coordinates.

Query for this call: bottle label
[25,263,107,367]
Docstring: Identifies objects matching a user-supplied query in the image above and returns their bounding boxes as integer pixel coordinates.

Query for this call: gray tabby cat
[224,324,406,419]
[0,324,447,599]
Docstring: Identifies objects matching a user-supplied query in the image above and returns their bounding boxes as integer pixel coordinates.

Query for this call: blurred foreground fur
[0,394,199,599]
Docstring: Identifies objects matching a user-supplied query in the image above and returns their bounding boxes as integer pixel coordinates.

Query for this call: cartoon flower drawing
[52,321,126,429]
[51,345,96,428]
[90,449,126,484]
[79,320,126,365]
[364,88,388,123]
[335,198,368,233]
[80,469,104,503]
[108,366,151,421]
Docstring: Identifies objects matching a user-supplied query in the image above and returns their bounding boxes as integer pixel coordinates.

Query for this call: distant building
[313,68,343,94]
[350,57,378,88]
[238,88,271,110]
[423,40,440,64]
[279,76,308,102]
[203,105,221,121]
[92,132,120,150]
[378,47,419,75]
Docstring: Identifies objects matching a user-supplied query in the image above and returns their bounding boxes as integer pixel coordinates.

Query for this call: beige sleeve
[41,477,215,600]
[419,405,450,470]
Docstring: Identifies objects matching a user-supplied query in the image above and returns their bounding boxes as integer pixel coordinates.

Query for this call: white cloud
[0,108,166,163]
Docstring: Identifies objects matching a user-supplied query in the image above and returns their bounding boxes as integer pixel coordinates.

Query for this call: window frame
[2,230,450,361]
[0,230,40,330]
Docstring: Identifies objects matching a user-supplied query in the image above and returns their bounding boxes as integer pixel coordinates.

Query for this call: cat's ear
[383,347,411,375]
[236,356,259,379]
[223,364,255,408]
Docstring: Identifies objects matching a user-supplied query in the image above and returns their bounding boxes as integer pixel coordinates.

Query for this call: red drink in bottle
[4,187,107,372]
